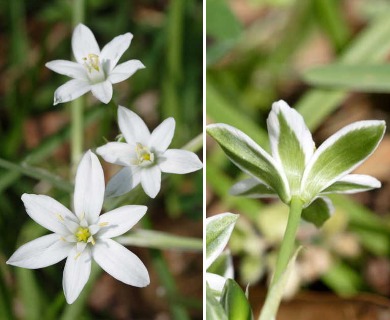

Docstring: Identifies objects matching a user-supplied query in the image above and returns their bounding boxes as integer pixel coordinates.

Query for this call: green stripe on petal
[229,178,277,198]
[300,120,385,203]
[321,174,381,194]
[302,197,334,228]
[207,124,290,203]
[267,101,315,194]
[206,213,238,270]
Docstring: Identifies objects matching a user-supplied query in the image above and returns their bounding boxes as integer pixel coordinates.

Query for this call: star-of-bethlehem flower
[97,106,203,198]
[46,23,144,105]
[207,100,386,227]
[7,151,150,304]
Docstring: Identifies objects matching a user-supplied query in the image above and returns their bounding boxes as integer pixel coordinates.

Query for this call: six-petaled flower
[7,151,150,304]
[46,23,144,105]
[97,106,203,198]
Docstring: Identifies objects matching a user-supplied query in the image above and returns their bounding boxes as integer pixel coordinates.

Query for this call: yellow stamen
[75,227,91,243]
[74,252,82,260]
[135,143,154,164]
[89,237,96,246]
[83,53,100,72]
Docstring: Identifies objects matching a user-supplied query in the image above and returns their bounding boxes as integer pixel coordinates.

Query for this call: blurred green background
[207,0,390,318]
[0,0,203,319]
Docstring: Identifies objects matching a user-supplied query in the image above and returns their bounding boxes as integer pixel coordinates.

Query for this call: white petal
[159,149,203,174]
[141,166,161,198]
[53,79,91,105]
[7,234,72,269]
[93,239,149,287]
[46,60,87,80]
[321,174,381,194]
[105,167,141,198]
[268,100,315,165]
[301,120,386,202]
[149,118,175,153]
[118,106,150,145]
[109,60,145,84]
[206,272,228,295]
[267,100,315,194]
[21,194,76,235]
[207,123,291,204]
[97,205,147,239]
[91,80,113,104]
[63,246,92,304]
[71,24,100,64]
[100,33,133,71]
[96,142,136,166]
[229,178,277,198]
[74,151,104,224]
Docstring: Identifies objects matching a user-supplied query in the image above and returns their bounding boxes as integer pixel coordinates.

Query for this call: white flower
[7,151,150,304]
[207,100,386,227]
[46,23,144,105]
[96,106,203,198]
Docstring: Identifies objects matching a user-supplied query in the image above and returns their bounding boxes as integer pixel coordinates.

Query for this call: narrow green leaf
[304,64,390,92]
[207,284,228,320]
[0,158,73,193]
[0,106,105,193]
[220,279,252,320]
[0,266,14,320]
[149,249,190,320]
[321,261,362,296]
[330,194,389,234]
[116,230,202,251]
[313,0,350,51]
[206,213,238,269]
[206,81,269,148]
[302,197,333,227]
[301,121,385,203]
[207,124,290,203]
[206,0,242,41]
[16,269,42,320]
[13,221,47,320]
[297,12,390,130]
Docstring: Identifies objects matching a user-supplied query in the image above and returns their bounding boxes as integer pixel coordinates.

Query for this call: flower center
[83,53,100,73]
[135,143,154,165]
[75,226,91,243]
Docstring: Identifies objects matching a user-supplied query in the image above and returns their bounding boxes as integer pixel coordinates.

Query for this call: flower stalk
[70,0,84,173]
[70,97,83,174]
[271,196,303,287]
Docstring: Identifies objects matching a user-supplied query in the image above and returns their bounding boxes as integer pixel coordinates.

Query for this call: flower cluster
[8,23,203,304]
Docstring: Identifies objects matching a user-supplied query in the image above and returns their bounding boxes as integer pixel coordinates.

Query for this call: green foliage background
[0,0,203,319]
[206,0,390,310]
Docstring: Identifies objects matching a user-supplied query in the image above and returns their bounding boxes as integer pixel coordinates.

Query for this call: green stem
[70,0,84,173]
[259,196,303,320]
[70,98,83,172]
[116,229,202,251]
